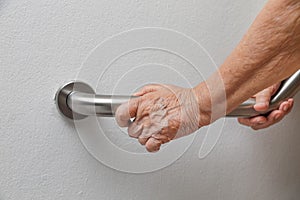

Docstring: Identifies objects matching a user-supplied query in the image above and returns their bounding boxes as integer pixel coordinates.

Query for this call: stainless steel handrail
[55,70,300,120]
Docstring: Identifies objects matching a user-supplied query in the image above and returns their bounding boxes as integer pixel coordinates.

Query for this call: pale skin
[238,84,294,130]
[115,0,300,152]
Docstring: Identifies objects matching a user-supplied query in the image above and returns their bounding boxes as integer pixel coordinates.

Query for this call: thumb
[253,88,272,111]
[115,97,139,127]
[254,83,280,112]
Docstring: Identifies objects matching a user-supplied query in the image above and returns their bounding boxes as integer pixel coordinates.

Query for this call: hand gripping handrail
[55,70,300,120]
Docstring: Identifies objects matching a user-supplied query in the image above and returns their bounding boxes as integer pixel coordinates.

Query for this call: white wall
[1,0,300,199]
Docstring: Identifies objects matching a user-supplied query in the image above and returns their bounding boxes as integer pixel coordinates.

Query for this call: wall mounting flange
[55,81,95,120]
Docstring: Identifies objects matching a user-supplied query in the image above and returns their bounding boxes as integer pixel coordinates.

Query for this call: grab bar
[55,70,300,120]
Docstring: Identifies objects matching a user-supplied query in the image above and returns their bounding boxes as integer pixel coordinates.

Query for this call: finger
[267,110,284,123]
[128,121,143,138]
[253,83,280,111]
[251,110,284,130]
[238,116,267,127]
[137,125,165,146]
[250,99,293,130]
[145,137,162,152]
[133,84,162,96]
[135,100,150,121]
[152,132,171,144]
[253,88,272,111]
[249,116,267,125]
[239,98,294,129]
[115,98,140,127]
[138,137,148,145]
[279,99,294,113]
[238,118,252,126]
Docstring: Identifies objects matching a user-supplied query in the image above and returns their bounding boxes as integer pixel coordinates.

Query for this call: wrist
[192,82,213,128]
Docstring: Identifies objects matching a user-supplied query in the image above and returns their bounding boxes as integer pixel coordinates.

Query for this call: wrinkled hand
[238,83,294,130]
[115,84,208,152]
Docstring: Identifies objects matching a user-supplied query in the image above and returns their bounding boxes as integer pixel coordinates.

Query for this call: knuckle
[145,138,162,152]
[138,137,147,145]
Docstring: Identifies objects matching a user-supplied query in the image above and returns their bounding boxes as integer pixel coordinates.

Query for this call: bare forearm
[195,0,300,125]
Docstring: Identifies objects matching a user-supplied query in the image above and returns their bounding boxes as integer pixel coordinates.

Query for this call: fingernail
[283,105,288,112]
[274,114,280,120]
[258,121,264,125]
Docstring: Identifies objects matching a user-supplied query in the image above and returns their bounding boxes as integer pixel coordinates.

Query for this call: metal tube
[55,70,300,120]
[67,92,134,117]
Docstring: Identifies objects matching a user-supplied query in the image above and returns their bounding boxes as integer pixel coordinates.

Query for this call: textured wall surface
[1,0,300,199]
